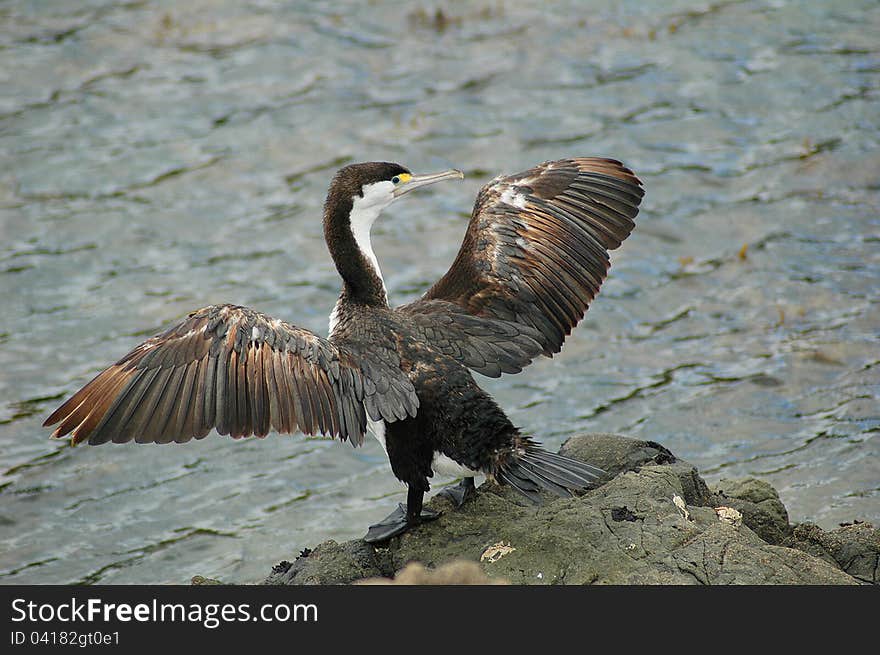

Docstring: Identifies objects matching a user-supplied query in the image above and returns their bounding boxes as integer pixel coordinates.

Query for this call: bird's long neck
[324,193,388,309]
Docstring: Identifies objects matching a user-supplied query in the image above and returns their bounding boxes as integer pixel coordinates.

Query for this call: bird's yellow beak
[392,169,464,197]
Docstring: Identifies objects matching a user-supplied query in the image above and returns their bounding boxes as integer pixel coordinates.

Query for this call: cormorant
[44,157,644,542]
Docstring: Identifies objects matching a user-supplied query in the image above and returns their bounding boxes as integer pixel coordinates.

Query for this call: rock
[785,522,879,584]
[257,433,868,585]
[559,432,713,507]
[709,477,791,545]
[191,575,223,585]
[357,560,506,585]
[261,539,386,585]
[559,432,678,478]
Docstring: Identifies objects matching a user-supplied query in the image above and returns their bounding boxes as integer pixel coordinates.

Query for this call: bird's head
[322,162,463,301]
[324,162,464,229]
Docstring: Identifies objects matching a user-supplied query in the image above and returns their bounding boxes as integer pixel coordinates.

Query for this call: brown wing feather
[401,157,643,370]
[44,304,386,446]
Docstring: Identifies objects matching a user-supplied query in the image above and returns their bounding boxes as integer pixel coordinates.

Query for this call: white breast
[431,452,479,478]
[367,418,388,455]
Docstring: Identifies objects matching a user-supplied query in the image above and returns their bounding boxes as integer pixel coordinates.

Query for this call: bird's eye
[391,176,400,185]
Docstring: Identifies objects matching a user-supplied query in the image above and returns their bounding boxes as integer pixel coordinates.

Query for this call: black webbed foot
[363,488,441,544]
[437,477,476,508]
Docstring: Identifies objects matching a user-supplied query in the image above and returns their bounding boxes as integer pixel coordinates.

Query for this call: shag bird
[45,157,643,542]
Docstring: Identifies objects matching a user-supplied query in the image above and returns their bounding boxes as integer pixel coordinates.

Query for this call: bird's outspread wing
[44,304,417,446]
[400,157,643,376]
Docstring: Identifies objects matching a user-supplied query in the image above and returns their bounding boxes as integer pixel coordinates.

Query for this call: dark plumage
[45,157,644,542]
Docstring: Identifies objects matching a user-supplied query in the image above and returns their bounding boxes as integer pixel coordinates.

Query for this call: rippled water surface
[1,0,878,584]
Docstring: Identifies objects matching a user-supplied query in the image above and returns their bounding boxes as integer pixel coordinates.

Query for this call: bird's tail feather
[498,445,605,504]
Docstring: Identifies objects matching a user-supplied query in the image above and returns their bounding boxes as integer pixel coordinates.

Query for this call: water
[1,0,877,584]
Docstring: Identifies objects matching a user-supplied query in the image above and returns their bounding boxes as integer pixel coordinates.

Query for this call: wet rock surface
[261,434,874,585]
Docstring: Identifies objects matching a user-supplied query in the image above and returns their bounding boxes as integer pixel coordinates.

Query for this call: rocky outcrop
[707,477,792,546]
[784,522,878,584]
[258,433,875,585]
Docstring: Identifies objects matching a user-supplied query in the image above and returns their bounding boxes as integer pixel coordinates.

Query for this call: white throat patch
[329,181,394,336]
[349,181,394,295]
